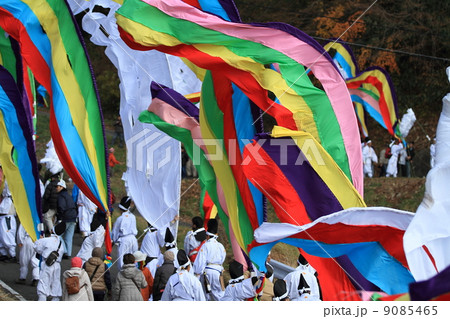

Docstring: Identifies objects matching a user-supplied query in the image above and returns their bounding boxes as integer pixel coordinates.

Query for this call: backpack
[66,276,81,295]
[45,240,62,267]
[385,147,392,159]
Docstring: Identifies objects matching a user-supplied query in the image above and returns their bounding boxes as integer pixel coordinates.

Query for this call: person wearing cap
[272,279,290,301]
[56,179,78,259]
[161,249,206,301]
[33,221,66,301]
[184,216,207,263]
[62,256,94,301]
[221,260,259,301]
[193,218,226,301]
[76,212,106,264]
[0,182,17,263]
[140,222,164,263]
[362,140,378,178]
[113,253,148,301]
[83,247,111,301]
[133,250,153,301]
[112,196,138,270]
[152,250,176,301]
[15,223,40,286]
[284,253,321,301]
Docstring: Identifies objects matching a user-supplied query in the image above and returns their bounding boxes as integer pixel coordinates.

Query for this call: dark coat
[152,261,176,301]
[43,180,59,211]
[57,189,77,222]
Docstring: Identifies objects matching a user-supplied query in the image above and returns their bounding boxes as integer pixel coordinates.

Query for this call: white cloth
[362,145,378,178]
[404,93,450,281]
[77,191,97,233]
[386,143,403,177]
[221,278,256,301]
[284,266,321,301]
[161,269,206,301]
[17,224,39,280]
[0,214,16,257]
[430,143,436,168]
[140,228,163,259]
[34,234,65,299]
[193,237,226,301]
[76,225,105,263]
[398,148,408,165]
[112,210,138,269]
[184,228,204,256]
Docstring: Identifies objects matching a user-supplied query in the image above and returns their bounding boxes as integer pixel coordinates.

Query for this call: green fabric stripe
[46,0,107,186]
[0,28,18,81]
[117,0,351,181]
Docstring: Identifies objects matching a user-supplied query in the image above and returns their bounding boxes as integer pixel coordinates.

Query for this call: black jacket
[152,261,176,301]
[57,189,77,222]
[43,180,59,211]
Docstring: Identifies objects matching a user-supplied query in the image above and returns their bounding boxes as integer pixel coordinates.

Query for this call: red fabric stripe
[422,244,439,273]
[211,73,259,229]
[118,26,298,131]
[202,191,214,226]
[346,76,394,135]
[182,0,201,8]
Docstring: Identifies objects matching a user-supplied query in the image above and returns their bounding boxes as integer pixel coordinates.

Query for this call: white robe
[34,234,65,300]
[0,213,16,257]
[193,237,226,301]
[386,144,403,177]
[284,266,321,301]
[183,228,205,256]
[77,191,97,233]
[362,145,378,178]
[140,227,163,259]
[430,143,436,168]
[112,210,138,270]
[17,224,39,280]
[76,225,105,263]
[161,269,206,301]
[221,278,256,301]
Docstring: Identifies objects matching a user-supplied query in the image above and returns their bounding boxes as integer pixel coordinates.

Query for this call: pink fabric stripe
[349,89,381,114]
[141,0,363,195]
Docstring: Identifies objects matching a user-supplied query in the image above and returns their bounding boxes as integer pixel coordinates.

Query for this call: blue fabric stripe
[351,94,387,130]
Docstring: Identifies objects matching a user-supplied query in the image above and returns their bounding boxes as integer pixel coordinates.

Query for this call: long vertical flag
[115,0,363,196]
[0,0,111,243]
[0,65,42,241]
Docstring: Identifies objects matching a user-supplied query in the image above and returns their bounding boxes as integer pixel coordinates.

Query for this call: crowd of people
[0,170,322,301]
[361,137,419,178]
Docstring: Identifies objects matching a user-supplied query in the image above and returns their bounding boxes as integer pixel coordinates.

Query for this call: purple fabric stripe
[150,81,199,121]
[249,22,339,74]
[409,264,450,301]
[259,136,343,220]
[65,0,111,212]
[217,0,241,22]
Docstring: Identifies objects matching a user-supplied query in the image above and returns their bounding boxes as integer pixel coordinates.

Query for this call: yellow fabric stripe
[180,58,206,81]
[24,0,108,208]
[117,15,320,142]
[271,126,366,209]
[0,112,37,241]
[324,42,356,76]
[199,99,245,251]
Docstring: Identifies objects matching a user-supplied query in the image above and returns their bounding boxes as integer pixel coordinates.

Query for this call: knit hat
[133,251,147,263]
[71,257,83,268]
[53,220,66,235]
[118,196,132,211]
[228,260,244,279]
[206,218,218,236]
[92,247,104,259]
[164,228,176,248]
[177,249,190,269]
[273,279,289,301]
[163,250,175,262]
[298,253,308,266]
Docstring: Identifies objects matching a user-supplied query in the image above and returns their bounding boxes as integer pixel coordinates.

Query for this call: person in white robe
[272,279,290,301]
[112,196,138,270]
[0,183,16,262]
[140,223,163,261]
[77,190,97,237]
[184,216,207,262]
[284,254,321,301]
[290,271,321,301]
[158,228,179,269]
[34,221,66,301]
[16,224,40,286]
[386,139,404,177]
[193,219,226,301]
[76,214,106,264]
[362,140,378,178]
[221,260,258,301]
[161,249,206,301]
